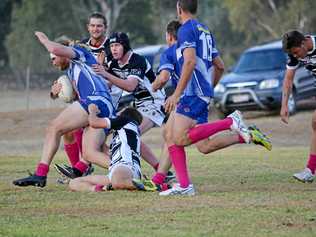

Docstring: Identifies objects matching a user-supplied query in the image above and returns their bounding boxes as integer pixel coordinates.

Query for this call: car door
[293,65,316,99]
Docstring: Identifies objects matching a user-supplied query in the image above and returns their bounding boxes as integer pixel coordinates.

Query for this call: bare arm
[164,48,196,113]
[212,56,225,87]
[280,68,295,124]
[152,70,171,92]
[35,31,75,59]
[88,104,110,129]
[92,64,138,92]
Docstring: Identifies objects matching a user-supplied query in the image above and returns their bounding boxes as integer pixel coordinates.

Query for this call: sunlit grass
[0,147,315,237]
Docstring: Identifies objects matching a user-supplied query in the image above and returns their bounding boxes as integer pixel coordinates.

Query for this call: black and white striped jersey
[108,52,165,105]
[81,37,121,109]
[287,35,316,77]
[80,37,112,64]
[109,119,141,169]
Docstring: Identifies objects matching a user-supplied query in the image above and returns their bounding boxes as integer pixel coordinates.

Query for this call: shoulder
[286,54,299,68]
[130,53,146,64]
[129,53,147,69]
[80,38,90,44]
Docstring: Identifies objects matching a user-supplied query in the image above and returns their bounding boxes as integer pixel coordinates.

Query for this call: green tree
[223,0,316,44]
[0,0,18,69]
[5,0,92,87]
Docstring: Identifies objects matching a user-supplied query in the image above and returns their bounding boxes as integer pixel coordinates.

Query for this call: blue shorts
[80,95,115,134]
[176,96,209,124]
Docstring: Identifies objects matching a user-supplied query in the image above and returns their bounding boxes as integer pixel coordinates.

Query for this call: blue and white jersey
[157,44,180,88]
[176,19,219,97]
[66,46,112,102]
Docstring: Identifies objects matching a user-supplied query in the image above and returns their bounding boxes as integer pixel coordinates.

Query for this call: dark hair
[108,32,131,54]
[282,30,305,53]
[178,0,198,14]
[120,107,143,126]
[166,20,181,40]
[88,12,107,28]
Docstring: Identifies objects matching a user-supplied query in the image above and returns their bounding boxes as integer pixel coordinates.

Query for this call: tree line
[0,0,315,89]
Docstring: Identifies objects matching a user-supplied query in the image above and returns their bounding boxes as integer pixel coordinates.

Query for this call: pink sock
[74,129,83,155]
[94,184,104,192]
[238,134,245,143]
[152,172,166,185]
[188,118,233,144]
[307,154,316,174]
[35,163,49,177]
[64,143,80,167]
[74,161,88,174]
[168,145,190,188]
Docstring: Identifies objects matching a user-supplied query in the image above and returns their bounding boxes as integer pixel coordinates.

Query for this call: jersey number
[199,32,213,61]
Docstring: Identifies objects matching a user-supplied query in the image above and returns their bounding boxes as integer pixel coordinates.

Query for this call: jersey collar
[307,35,316,55]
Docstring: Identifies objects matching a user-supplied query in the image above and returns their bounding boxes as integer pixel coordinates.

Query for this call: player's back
[68,45,111,100]
[177,19,219,97]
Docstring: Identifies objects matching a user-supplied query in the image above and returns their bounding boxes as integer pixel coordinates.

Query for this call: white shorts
[108,162,141,181]
[135,100,165,127]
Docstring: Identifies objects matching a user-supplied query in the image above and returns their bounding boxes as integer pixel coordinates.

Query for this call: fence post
[25,66,30,111]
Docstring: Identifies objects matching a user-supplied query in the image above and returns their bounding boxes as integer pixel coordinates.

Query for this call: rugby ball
[57,75,75,103]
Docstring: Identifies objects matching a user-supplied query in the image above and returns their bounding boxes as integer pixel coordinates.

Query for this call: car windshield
[234,49,287,73]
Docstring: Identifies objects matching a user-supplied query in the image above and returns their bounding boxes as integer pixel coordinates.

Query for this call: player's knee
[196,144,210,154]
[63,131,75,144]
[82,149,93,163]
[46,119,64,136]
[163,129,172,142]
[174,134,190,146]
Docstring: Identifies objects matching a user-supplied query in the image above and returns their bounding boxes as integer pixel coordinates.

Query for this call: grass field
[0,146,315,237]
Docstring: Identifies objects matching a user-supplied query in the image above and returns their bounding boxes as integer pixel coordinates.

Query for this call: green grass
[0,146,316,237]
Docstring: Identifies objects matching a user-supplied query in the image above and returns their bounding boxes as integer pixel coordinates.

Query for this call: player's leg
[110,164,141,190]
[13,102,88,187]
[69,175,110,192]
[293,110,316,182]
[195,133,241,154]
[82,127,110,169]
[63,130,80,167]
[40,101,88,166]
[150,113,174,188]
[139,116,160,170]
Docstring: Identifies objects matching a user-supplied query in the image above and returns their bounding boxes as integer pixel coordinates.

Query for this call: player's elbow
[215,63,225,73]
[125,83,137,92]
[186,58,196,69]
[88,117,100,129]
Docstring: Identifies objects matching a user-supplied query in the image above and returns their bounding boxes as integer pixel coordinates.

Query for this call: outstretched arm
[280,68,295,124]
[35,31,75,59]
[92,64,138,92]
[152,70,171,92]
[88,104,110,128]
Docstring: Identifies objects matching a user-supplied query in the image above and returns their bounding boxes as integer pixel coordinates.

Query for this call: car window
[234,49,287,73]
[152,50,164,73]
[143,55,154,67]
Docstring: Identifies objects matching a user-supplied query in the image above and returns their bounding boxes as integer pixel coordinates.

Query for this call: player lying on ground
[13,31,115,188]
[69,105,143,192]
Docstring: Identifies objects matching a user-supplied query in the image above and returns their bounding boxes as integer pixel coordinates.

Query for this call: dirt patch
[0,90,314,155]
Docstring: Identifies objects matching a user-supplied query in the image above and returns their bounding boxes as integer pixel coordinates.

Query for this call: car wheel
[288,92,297,115]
